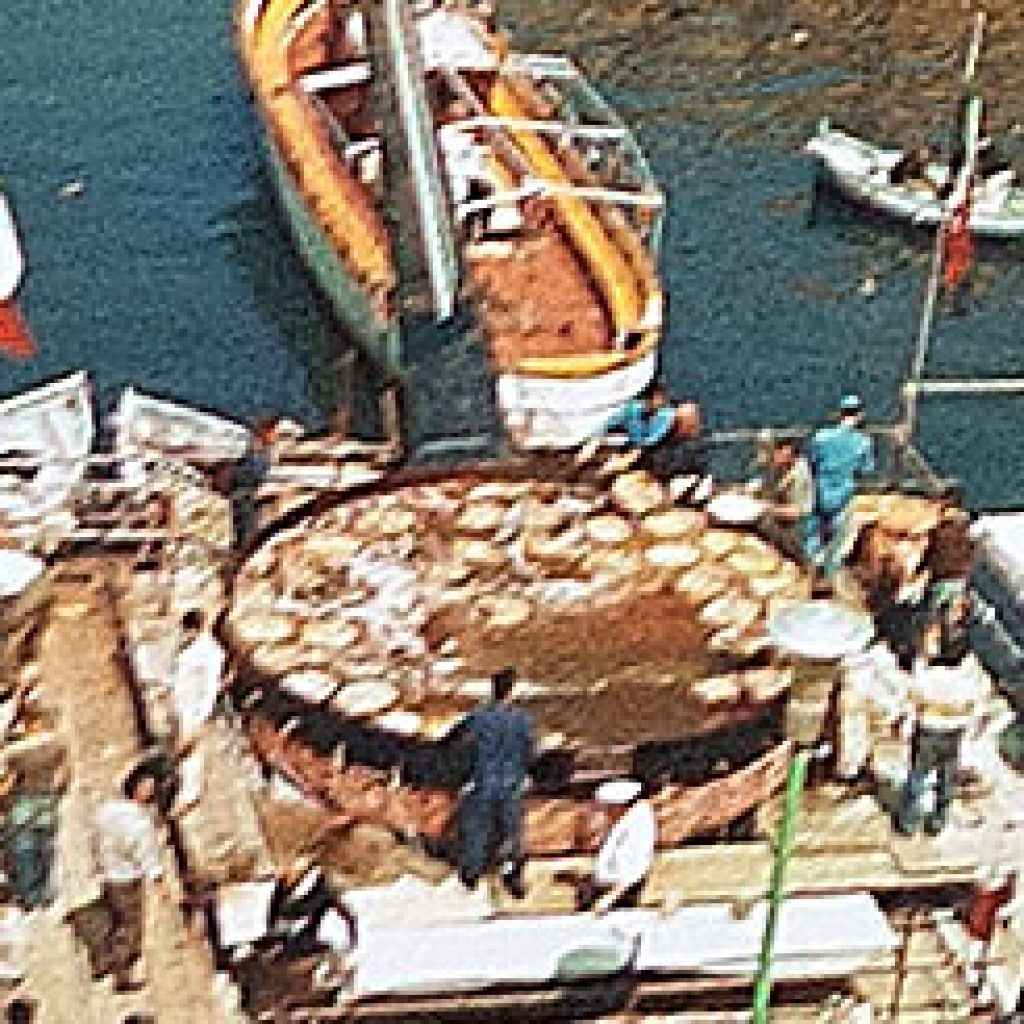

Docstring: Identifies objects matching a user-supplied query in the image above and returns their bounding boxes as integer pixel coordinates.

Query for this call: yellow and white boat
[236,0,665,448]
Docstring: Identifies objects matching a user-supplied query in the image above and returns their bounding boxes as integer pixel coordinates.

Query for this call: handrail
[901,12,986,438]
[455,181,663,222]
[445,116,630,140]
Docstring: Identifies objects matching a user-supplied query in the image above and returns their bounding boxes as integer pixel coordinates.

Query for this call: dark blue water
[4,0,1024,507]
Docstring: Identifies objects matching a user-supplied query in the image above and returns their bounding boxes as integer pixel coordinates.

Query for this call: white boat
[0,372,94,547]
[236,0,665,450]
[0,193,25,302]
[805,121,1024,237]
[113,387,251,465]
[0,371,94,465]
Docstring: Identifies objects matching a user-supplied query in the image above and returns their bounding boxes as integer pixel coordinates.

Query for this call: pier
[0,433,1018,1021]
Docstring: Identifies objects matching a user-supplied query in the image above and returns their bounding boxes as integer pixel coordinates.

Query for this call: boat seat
[298,62,372,95]
[482,204,525,237]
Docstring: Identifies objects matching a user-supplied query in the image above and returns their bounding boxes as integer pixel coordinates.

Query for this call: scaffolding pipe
[906,378,1024,396]
[901,11,985,439]
[752,743,829,1024]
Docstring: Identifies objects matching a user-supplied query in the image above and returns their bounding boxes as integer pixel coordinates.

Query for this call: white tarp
[973,513,1024,595]
[216,879,276,947]
[344,874,492,932]
[637,893,897,979]
[353,911,649,997]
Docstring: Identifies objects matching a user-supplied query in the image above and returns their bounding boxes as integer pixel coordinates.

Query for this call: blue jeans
[807,505,850,578]
[895,726,962,835]
[458,786,524,886]
[8,826,56,908]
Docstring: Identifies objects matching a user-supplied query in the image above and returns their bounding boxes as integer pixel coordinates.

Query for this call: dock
[5,552,1006,1022]
[0,401,1020,1022]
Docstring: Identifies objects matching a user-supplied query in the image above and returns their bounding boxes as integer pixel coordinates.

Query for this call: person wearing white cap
[807,394,875,578]
[576,778,656,915]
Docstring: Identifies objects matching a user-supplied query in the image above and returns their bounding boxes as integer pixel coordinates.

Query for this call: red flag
[942,202,974,292]
[0,300,37,360]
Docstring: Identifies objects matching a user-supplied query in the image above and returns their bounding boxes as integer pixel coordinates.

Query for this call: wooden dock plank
[19,563,243,1024]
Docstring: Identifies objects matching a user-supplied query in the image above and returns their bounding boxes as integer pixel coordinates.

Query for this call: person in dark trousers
[458,668,534,898]
[229,422,275,557]
[91,763,165,991]
[5,998,37,1024]
[268,855,356,960]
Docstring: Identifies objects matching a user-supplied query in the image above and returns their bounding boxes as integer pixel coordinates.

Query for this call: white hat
[595,778,642,806]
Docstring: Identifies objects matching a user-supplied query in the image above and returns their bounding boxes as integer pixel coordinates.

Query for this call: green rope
[752,746,811,1024]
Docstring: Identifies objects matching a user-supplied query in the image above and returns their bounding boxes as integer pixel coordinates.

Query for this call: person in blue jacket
[808,394,875,576]
[577,387,703,480]
[458,667,534,899]
[602,387,678,450]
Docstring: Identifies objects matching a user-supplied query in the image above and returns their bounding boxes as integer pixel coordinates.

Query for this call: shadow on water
[216,168,387,436]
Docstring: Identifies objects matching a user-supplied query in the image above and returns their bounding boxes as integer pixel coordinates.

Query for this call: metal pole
[964,12,986,84]
[751,746,812,1024]
[903,229,946,438]
[900,12,985,440]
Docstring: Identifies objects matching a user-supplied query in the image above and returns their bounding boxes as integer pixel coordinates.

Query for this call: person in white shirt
[166,609,226,814]
[894,659,986,837]
[92,764,165,991]
[576,778,656,915]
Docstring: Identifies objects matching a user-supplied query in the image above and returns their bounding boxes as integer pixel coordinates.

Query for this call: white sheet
[345,875,493,932]
[974,513,1024,594]
[637,894,896,979]
[353,912,650,997]
[216,879,276,947]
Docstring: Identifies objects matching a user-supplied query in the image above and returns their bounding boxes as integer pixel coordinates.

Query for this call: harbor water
[3,0,1024,506]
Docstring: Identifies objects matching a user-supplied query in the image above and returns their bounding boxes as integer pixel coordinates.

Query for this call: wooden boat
[805,120,1024,237]
[247,715,793,857]
[235,0,665,448]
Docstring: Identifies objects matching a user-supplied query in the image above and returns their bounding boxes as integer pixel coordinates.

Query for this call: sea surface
[3,0,1024,507]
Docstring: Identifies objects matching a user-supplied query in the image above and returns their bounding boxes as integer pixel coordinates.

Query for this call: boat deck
[468,225,613,369]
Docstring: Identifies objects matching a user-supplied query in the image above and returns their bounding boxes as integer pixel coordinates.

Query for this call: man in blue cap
[808,394,875,577]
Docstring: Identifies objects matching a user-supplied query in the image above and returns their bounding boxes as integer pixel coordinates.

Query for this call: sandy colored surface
[14,561,241,1024]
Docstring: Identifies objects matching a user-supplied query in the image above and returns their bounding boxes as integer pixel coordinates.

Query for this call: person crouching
[575,778,655,915]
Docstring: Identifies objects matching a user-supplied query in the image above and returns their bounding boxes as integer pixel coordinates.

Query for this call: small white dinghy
[113,386,251,464]
[805,120,1024,237]
[0,372,95,548]
[0,193,25,302]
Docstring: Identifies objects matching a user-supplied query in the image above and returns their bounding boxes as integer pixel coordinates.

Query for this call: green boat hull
[263,138,402,375]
